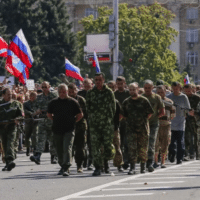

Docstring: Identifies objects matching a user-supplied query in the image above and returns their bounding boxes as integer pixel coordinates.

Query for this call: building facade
[65,0,200,83]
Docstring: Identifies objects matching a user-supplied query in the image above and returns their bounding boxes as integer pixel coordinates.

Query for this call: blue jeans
[169,130,185,161]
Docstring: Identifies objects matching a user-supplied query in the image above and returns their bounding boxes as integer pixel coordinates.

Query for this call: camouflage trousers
[148,123,159,161]
[25,123,38,149]
[113,129,123,167]
[14,124,23,153]
[127,126,149,163]
[89,121,115,167]
[0,138,5,163]
[73,122,87,166]
[196,126,200,159]
[0,125,17,163]
[155,124,171,160]
[35,120,57,156]
[185,119,197,157]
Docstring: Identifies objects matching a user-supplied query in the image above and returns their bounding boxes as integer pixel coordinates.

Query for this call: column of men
[1,74,200,177]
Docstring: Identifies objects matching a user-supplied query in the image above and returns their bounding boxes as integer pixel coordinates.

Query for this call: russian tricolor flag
[184,74,190,85]
[65,58,84,81]
[92,51,101,73]
[6,29,33,85]
[0,36,8,58]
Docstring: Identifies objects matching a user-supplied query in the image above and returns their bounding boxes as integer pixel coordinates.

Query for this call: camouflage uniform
[86,85,116,168]
[35,91,57,156]
[0,99,23,163]
[155,97,176,161]
[113,100,123,167]
[23,100,38,150]
[73,95,87,167]
[122,96,154,164]
[185,94,200,158]
[14,121,24,153]
[142,93,165,162]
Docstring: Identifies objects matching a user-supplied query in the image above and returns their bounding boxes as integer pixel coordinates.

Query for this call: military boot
[26,147,30,156]
[128,162,136,175]
[7,161,16,171]
[140,163,145,173]
[92,166,101,176]
[147,160,154,172]
[30,152,41,165]
[2,161,8,171]
[104,160,110,174]
[51,155,57,164]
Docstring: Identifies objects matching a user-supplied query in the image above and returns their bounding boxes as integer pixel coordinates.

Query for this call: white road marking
[137,177,196,179]
[73,193,154,198]
[102,186,172,191]
[165,170,197,172]
[149,173,200,175]
[116,181,185,185]
[55,160,198,200]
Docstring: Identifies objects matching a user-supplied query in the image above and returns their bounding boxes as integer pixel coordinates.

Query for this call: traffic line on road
[102,186,172,191]
[115,181,185,185]
[55,160,198,200]
[73,193,154,198]
[137,177,196,179]
[150,173,200,175]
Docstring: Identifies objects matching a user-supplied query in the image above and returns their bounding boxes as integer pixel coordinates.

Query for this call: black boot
[147,159,154,172]
[92,166,101,176]
[30,152,41,165]
[51,155,57,164]
[7,161,16,171]
[128,162,136,175]
[140,163,145,173]
[26,147,30,156]
[2,161,8,171]
[104,160,110,174]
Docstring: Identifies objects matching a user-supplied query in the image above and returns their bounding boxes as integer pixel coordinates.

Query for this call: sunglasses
[42,86,47,89]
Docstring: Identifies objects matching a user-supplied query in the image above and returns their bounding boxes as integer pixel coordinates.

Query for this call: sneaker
[118,166,124,172]
[77,167,83,173]
[161,164,166,168]
[177,160,182,165]
[148,164,154,172]
[2,165,8,171]
[63,171,69,176]
[57,168,63,175]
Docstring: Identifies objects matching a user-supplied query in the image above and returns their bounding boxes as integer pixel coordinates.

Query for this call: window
[186,8,198,20]
[186,29,198,43]
[186,52,198,66]
[85,8,98,19]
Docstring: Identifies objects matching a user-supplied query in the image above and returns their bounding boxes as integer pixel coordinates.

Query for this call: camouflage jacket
[0,99,23,127]
[122,96,154,133]
[35,91,58,118]
[86,84,116,124]
[74,95,87,126]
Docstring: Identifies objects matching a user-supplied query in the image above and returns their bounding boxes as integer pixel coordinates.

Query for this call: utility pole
[113,0,118,81]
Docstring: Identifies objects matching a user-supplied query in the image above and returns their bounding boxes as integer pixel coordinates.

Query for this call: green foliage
[78,3,184,85]
[0,0,77,85]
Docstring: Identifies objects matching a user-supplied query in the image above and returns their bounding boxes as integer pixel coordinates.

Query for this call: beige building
[65,0,200,83]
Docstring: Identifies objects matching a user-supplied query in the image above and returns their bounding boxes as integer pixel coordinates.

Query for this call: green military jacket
[0,99,23,127]
[23,100,38,124]
[86,84,116,124]
[35,91,58,117]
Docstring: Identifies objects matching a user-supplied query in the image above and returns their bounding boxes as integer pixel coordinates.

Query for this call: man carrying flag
[6,29,34,85]
[92,51,101,73]
[0,36,8,58]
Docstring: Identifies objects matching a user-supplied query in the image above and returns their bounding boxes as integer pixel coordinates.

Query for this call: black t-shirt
[114,89,130,105]
[48,97,81,134]
[77,90,87,99]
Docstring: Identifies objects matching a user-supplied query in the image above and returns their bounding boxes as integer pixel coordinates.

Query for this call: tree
[0,0,77,85]
[78,3,183,85]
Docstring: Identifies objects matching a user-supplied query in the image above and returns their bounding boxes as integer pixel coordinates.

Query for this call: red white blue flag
[92,51,101,73]
[0,36,8,57]
[184,74,190,85]
[65,58,84,81]
[6,29,34,85]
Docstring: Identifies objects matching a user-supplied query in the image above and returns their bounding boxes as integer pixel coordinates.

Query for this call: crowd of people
[0,73,200,177]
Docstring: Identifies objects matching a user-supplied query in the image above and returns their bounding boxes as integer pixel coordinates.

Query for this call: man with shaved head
[122,83,154,174]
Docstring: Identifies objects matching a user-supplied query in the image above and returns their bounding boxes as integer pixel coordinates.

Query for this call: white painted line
[116,181,185,185]
[166,170,196,172]
[73,193,153,199]
[102,186,172,191]
[149,173,200,175]
[137,177,196,179]
[178,167,200,168]
[55,160,198,200]
[74,193,154,198]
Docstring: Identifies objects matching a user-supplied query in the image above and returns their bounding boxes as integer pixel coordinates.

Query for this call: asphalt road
[0,152,200,200]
